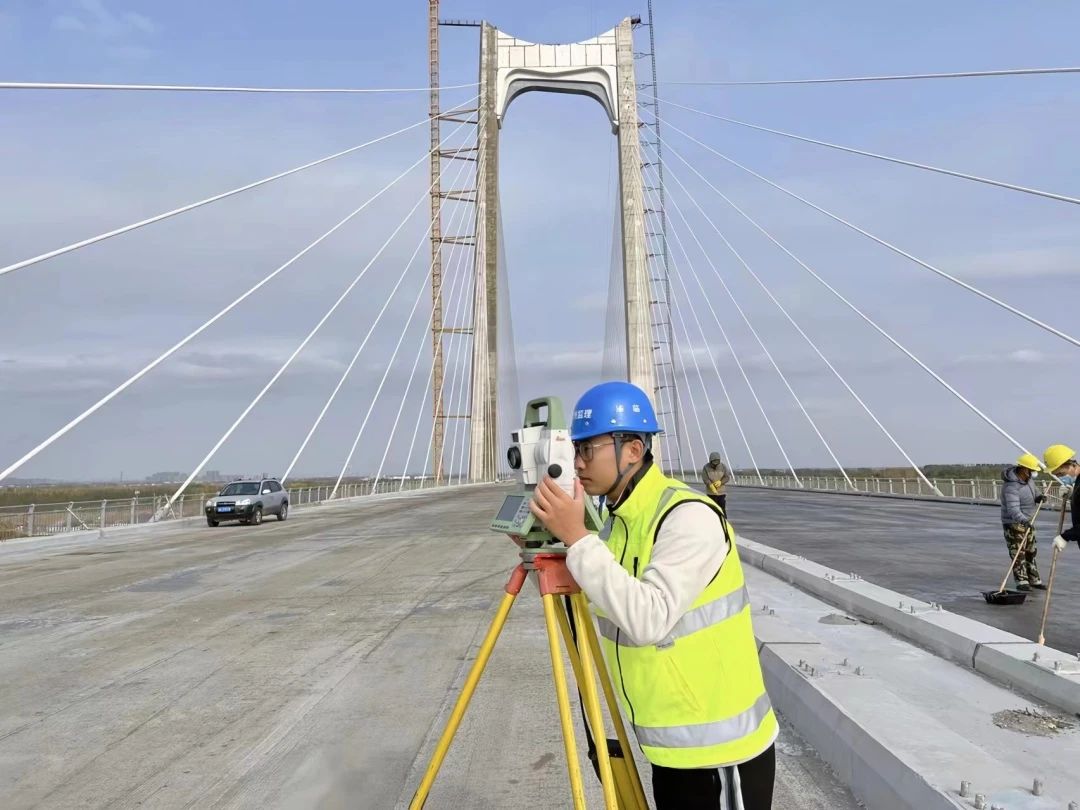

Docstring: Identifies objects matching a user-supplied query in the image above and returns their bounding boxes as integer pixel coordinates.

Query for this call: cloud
[52,14,87,32]
[517,343,603,376]
[951,246,1080,280]
[571,292,609,313]
[947,348,1054,368]
[0,342,353,394]
[52,0,160,40]
[0,9,16,31]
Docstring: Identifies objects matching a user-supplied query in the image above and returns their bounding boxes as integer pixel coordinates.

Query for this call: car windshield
[220,482,260,496]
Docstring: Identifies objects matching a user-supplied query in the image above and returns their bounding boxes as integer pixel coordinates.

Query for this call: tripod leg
[409,587,519,809]
[542,592,588,810]
[577,596,649,810]
[553,598,588,690]
[570,594,619,810]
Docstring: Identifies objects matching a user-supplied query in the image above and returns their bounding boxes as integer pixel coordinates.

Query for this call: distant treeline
[739,464,1008,480]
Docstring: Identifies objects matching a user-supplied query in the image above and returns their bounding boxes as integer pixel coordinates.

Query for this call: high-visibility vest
[592,465,778,768]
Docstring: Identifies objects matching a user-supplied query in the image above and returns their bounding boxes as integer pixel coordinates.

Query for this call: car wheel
[206,517,219,527]
[251,507,263,526]
[277,502,288,521]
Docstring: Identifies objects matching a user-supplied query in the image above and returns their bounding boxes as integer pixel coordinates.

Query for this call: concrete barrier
[740,537,1080,717]
[748,576,1078,809]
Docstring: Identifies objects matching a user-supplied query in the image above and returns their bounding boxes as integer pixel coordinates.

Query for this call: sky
[2,0,1080,484]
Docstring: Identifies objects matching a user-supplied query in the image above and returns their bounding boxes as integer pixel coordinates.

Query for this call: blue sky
[2,1,1080,483]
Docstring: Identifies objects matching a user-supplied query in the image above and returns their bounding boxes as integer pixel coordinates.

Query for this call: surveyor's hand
[1053,534,1068,552]
[530,476,589,547]
[1035,494,1048,504]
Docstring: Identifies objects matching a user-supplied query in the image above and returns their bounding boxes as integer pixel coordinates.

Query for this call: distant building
[146,472,185,484]
[202,470,222,482]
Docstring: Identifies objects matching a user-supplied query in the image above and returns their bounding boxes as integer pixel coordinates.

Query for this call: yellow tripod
[409,550,650,810]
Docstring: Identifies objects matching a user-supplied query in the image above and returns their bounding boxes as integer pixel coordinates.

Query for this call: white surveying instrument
[490,396,604,547]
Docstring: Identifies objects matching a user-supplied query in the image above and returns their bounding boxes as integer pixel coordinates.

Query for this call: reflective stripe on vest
[633,691,773,750]
[594,585,750,648]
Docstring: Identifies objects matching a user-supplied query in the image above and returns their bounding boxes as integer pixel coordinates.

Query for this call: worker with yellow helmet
[999,452,1047,591]
[1044,444,1080,550]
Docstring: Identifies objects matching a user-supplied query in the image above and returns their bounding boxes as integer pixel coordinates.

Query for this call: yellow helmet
[1043,444,1077,472]
[1016,453,1042,472]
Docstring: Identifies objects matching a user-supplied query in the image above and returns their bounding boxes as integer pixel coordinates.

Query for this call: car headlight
[206,500,214,508]
[238,498,252,506]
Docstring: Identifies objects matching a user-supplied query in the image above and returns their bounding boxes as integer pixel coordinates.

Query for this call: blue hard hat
[570,381,662,441]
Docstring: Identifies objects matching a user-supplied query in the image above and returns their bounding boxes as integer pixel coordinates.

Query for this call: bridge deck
[0,487,855,809]
[728,486,1080,654]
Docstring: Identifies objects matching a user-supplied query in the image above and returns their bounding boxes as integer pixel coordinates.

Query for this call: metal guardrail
[728,474,1069,506]
[0,476,468,542]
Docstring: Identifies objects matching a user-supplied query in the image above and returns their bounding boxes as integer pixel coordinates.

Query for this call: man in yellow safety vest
[1044,444,1080,551]
[530,381,778,810]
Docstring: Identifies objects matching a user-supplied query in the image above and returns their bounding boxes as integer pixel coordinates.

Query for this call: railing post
[65,502,74,532]
[130,498,136,525]
[98,499,107,538]
[27,504,35,537]
[179,494,185,518]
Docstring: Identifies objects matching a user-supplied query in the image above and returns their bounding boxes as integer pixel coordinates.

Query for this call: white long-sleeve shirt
[565,501,730,646]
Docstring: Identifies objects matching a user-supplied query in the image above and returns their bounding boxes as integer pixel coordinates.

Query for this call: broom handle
[1036,491,1070,644]
[997,500,1045,593]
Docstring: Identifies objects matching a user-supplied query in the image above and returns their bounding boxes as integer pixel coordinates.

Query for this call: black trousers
[651,744,775,810]
[708,492,728,516]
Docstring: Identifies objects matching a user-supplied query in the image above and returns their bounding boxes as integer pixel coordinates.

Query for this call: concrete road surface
[0,486,857,809]
[727,485,1080,653]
